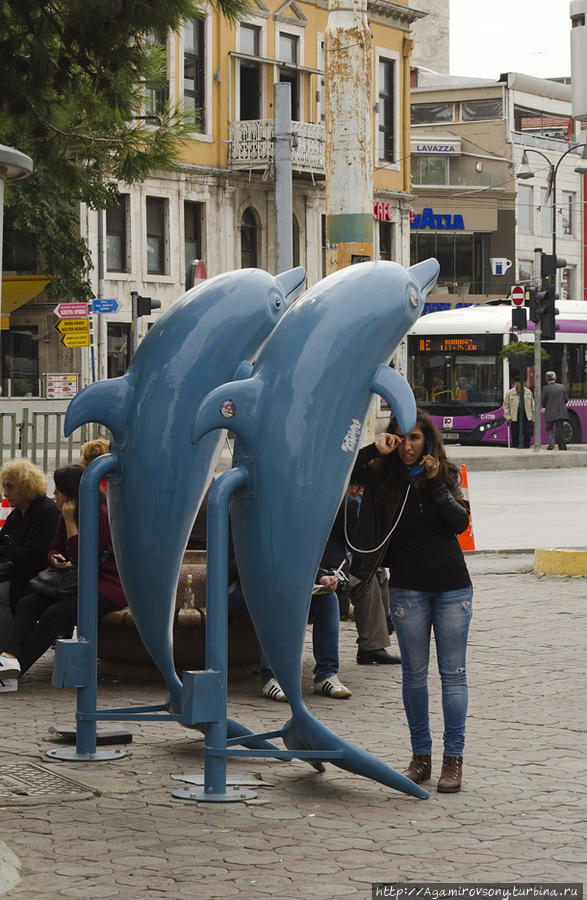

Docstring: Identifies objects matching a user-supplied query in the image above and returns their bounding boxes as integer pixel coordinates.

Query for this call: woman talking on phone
[351,410,472,792]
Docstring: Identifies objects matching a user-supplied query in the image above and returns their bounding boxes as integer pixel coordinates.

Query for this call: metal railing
[228,119,325,174]
[0,410,107,469]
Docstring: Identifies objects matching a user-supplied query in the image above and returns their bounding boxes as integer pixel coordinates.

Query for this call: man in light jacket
[542,371,569,450]
[503,377,535,448]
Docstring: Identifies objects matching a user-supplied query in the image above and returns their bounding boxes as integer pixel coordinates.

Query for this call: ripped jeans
[389,586,473,757]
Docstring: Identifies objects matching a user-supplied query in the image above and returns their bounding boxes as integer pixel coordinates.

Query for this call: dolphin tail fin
[371,365,417,435]
[191,377,263,446]
[408,258,440,299]
[275,266,306,303]
[64,376,131,439]
[283,708,428,799]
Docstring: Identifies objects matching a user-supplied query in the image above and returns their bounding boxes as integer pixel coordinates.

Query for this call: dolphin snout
[407,258,440,300]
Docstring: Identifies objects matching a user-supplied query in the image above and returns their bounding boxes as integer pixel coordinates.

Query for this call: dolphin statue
[191,259,440,798]
[64,266,306,721]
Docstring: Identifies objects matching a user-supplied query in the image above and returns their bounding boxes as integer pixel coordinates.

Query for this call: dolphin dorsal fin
[370,365,417,436]
[191,377,263,446]
[64,376,131,440]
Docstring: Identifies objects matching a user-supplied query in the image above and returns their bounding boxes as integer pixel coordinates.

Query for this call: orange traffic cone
[0,497,11,528]
[457,464,475,551]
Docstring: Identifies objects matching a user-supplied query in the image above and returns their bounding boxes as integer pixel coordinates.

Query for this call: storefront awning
[1,275,54,314]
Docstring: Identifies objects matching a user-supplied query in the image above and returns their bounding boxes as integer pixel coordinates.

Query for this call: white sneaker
[262,678,287,702]
[0,655,20,679]
[313,674,352,699]
[0,678,17,692]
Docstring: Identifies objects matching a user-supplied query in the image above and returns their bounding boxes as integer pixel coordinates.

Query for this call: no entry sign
[511,285,525,307]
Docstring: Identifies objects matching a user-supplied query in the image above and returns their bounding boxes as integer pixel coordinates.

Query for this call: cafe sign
[373,201,393,222]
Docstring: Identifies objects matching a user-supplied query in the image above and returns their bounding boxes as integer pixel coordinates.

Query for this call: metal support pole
[130,291,139,358]
[97,209,107,381]
[533,246,543,451]
[48,453,124,762]
[172,466,257,803]
[275,83,293,275]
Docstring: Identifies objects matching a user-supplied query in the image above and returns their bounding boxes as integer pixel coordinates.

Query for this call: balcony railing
[229,120,325,176]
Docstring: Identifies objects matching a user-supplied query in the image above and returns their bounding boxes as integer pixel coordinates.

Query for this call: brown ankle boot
[403,754,431,784]
[437,755,463,792]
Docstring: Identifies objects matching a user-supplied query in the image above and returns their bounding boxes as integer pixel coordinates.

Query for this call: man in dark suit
[543,371,569,450]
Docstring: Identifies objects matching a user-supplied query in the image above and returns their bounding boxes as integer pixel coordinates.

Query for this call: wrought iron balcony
[228,120,325,176]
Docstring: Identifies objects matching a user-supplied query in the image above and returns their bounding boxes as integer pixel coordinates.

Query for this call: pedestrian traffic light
[131,291,162,318]
[527,287,546,324]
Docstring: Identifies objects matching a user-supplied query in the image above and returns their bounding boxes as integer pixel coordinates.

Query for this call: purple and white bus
[405,301,587,445]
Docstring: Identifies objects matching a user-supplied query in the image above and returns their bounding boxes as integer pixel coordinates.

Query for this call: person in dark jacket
[351,409,472,793]
[542,371,569,450]
[0,461,60,637]
[0,464,126,687]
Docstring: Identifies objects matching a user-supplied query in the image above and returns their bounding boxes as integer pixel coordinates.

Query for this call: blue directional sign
[92,298,119,314]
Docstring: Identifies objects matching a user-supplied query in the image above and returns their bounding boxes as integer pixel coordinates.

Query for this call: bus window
[408,334,502,410]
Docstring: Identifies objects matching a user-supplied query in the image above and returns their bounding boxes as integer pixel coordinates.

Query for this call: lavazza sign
[411,207,465,230]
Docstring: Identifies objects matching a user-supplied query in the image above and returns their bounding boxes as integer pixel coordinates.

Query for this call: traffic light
[131,291,161,318]
[539,252,565,341]
[540,286,559,341]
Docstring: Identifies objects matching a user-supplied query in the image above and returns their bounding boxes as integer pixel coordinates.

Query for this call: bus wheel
[563,411,581,445]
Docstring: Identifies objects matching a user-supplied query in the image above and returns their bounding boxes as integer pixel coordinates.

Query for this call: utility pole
[324,0,373,273]
[533,247,543,452]
[274,83,293,275]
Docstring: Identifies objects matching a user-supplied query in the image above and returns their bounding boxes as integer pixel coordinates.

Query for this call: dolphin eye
[274,297,282,309]
[408,288,419,308]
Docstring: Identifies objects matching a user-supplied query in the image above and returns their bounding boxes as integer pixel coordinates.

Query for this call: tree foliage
[0,0,249,301]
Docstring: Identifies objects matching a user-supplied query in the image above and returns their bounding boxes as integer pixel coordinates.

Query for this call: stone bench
[98,550,259,680]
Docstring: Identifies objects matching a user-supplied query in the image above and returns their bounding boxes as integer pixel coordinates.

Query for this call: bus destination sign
[418,337,481,353]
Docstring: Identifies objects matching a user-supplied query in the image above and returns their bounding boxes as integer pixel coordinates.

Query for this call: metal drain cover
[0,764,96,806]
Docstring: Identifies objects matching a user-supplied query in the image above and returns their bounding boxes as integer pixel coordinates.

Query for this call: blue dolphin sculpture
[191,259,439,798]
[64,266,306,715]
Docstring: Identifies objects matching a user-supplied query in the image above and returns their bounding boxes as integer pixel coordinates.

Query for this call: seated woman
[0,464,126,687]
[0,461,60,638]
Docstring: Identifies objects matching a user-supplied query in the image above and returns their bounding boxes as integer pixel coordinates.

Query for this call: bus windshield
[407,334,503,413]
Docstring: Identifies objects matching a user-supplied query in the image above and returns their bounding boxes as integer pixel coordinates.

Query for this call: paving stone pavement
[0,553,585,898]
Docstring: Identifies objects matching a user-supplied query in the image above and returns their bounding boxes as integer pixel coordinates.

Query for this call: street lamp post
[517,142,587,450]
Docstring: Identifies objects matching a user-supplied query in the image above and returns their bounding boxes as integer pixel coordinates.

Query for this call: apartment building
[4,0,422,395]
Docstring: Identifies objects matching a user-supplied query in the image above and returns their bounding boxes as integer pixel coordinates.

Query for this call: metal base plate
[46,747,126,762]
[172,785,257,803]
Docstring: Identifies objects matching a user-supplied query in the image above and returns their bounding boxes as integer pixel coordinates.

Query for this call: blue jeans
[388,586,473,757]
[229,584,340,684]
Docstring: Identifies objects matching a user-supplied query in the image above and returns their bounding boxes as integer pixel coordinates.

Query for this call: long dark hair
[372,408,461,511]
[53,464,85,524]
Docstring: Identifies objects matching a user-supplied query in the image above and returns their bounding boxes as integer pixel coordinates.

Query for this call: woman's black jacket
[0,495,60,609]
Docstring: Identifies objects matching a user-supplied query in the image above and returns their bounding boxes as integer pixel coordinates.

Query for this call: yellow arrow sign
[61,333,91,348]
[54,318,90,335]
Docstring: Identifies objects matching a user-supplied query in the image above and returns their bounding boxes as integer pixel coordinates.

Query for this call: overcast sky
[449,0,572,80]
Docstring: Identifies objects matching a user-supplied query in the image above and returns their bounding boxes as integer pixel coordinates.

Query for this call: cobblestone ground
[1,554,585,898]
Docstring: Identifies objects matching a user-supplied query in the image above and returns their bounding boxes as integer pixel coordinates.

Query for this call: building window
[241,207,258,268]
[2,327,39,397]
[540,188,553,237]
[106,194,128,272]
[379,222,393,260]
[239,25,261,120]
[279,33,299,119]
[144,32,168,120]
[517,184,533,234]
[107,323,131,378]
[378,59,395,162]
[411,102,453,125]
[460,99,503,121]
[184,18,206,130]
[146,197,167,275]
[184,201,203,275]
[411,231,489,295]
[561,191,575,236]
[518,258,534,285]
[412,155,449,185]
